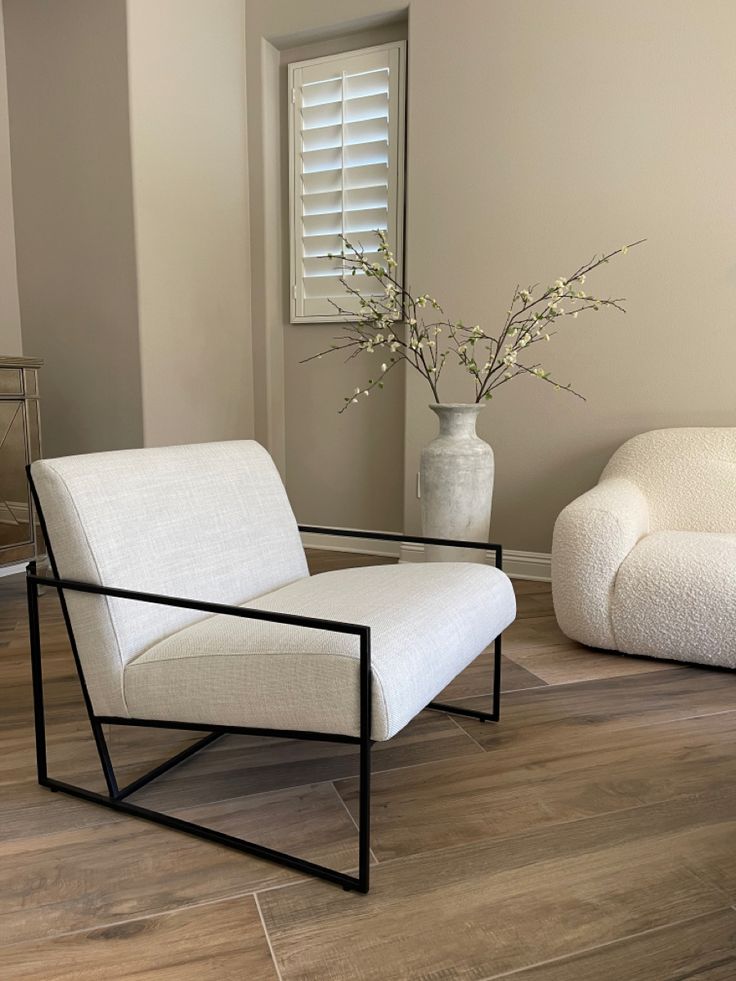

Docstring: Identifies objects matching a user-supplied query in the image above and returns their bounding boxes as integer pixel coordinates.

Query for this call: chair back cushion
[602,427,736,532]
[31,441,308,716]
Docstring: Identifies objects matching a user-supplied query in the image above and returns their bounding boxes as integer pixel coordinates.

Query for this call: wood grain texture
[2,552,736,979]
[0,781,362,945]
[336,705,736,860]
[131,710,485,812]
[2,897,278,981]
[258,791,736,981]
[499,908,736,981]
[453,667,736,753]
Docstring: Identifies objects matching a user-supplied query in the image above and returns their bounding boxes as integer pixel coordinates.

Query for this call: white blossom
[310,232,635,413]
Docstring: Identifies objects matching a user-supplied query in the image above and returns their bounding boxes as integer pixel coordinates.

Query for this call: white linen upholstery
[32,440,515,735]
[31,442,308,715]
[124,562,515,740]
[552,428,736,667]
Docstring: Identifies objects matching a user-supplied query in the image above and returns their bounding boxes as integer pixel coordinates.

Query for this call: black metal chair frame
[26,472,504,894]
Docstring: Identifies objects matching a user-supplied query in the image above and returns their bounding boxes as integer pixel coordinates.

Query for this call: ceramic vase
[420,403,494,562]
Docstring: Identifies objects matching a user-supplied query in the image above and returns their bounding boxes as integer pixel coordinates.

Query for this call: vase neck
[429,403,483,438]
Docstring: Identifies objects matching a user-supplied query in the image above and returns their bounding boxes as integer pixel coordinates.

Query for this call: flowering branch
[300,231,644,411]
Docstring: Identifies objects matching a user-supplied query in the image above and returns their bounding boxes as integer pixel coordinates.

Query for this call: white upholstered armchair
[27,441,515,893]
[552,428,736,667]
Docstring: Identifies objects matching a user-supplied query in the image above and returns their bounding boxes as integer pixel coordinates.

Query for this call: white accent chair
[27,441,515,893]
[552,428,736,667]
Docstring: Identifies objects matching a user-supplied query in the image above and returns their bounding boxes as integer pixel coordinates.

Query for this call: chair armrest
[552,478,649,649]
[26,562,373,750]
[298,524,503,569]
[25,565,369,638]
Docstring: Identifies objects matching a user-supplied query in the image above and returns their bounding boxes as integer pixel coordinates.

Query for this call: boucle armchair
[26,441,515,893]
[552,428,736,667]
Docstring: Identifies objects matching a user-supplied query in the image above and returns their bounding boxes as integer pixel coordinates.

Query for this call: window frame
[287,40,406,324]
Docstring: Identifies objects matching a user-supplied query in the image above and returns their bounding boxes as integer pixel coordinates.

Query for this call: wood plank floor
[1,550,735,980]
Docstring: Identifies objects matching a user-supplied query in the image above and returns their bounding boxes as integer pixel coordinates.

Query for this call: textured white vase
[420,403,494,563]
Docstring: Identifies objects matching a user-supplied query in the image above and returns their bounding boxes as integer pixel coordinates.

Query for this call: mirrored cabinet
[0,356,43,568]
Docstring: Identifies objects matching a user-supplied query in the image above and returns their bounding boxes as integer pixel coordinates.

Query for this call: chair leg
[354,627,372,893]
[28,565,120,798]
[27,569,48,786]
[357,737,371,892]
[426,631,503,723]
[27,564,373,894]
[491,633,502,721]
[90,719,119,797]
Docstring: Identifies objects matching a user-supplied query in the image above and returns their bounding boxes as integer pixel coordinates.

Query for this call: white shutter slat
[341,230,384,254]
[302,124,343,153]
[344,117,389,148]
[303,275,349,300]
[303,212,343,237]
[302,233,344,258]
[301,96,391,127]
[345,207,388,234]
[344,185,388,213]
[344,162,389,190]
[302,161,389,196]
[302,101,342,130]
[302,168,343,195]
[344,92,388,124]
[304,272,384,300]
[303,255,343,278]
[344,139,389,169]
[302,146,342,174]
[290,41,405,321]
[344,68,389,101]
[302,190,342,217]
[299,50,392,86]
[301,77,342,108]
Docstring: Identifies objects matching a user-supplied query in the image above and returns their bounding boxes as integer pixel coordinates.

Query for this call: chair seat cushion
[123,562,516,740]
[611,531,736,667]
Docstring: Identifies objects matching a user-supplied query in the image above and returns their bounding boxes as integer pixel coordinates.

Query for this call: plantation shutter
[289,42,406,322]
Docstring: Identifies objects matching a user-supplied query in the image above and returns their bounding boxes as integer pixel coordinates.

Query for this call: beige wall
[246,0,736,550]
[0,1,21,357]
[4,0,733,554]
[245,0,407,530]
[126,0,254,447]
[4,0,254,456]
[3,0,143,457]
[403,0,736,551]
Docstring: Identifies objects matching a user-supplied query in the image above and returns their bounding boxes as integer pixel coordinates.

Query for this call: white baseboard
[300,532,399,560]
[0,561,29,578]
[501,550,551,582]
[301,532,551,582]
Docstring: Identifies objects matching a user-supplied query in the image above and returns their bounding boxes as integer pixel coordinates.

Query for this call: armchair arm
[298,525,503,569]
[552,477,649,649]
[26,562,372,741]
[27,566,368,637]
